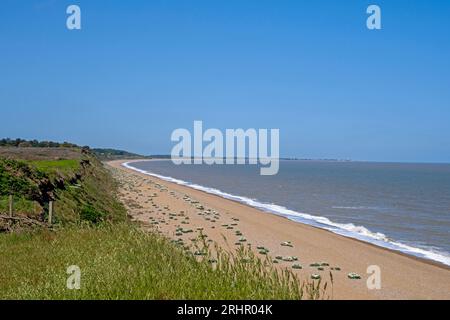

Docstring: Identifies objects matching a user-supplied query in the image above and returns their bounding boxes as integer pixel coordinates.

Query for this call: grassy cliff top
[0,147,84,161]
[0,146,126,229]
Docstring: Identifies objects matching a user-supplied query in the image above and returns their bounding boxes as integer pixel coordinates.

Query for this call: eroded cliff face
[0,149,126,232]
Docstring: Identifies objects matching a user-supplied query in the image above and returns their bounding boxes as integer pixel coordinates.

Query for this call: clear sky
[1,0,449,162]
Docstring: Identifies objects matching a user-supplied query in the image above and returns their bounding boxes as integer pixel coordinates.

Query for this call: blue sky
[1,0,449,162]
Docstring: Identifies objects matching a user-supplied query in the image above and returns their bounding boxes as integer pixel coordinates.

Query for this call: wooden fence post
[48,201,53,225]
[9,195,13,217]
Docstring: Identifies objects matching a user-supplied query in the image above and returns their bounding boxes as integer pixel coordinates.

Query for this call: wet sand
[107,160,450,300]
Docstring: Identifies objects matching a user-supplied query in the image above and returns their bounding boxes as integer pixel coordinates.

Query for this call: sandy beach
[107,160,450,300]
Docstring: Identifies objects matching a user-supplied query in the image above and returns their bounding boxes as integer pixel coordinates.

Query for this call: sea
[125,160,450,266]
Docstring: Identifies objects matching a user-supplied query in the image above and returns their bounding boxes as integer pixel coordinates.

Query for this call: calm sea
[126,160,450,265]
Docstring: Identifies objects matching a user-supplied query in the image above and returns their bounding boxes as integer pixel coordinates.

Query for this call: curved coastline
[123,160,450,267]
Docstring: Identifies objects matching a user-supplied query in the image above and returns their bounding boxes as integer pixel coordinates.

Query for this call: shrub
[80,205,104,224]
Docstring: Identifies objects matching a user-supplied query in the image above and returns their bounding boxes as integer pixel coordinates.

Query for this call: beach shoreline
[121,159,450,269]
[108,159,450,300]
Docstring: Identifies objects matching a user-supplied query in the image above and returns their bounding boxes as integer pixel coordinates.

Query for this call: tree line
[0,138,82,149]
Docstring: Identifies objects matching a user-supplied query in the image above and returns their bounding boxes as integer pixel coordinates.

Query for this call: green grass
[0,196,39,214]
[0,223,323,300]
[49,161,127,224]
[30,159,80,177]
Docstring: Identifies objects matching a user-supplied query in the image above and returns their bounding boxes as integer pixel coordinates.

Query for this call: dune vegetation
[0,222,324,299]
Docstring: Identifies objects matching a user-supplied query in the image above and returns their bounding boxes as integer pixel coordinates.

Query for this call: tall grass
[0,223,323,300]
